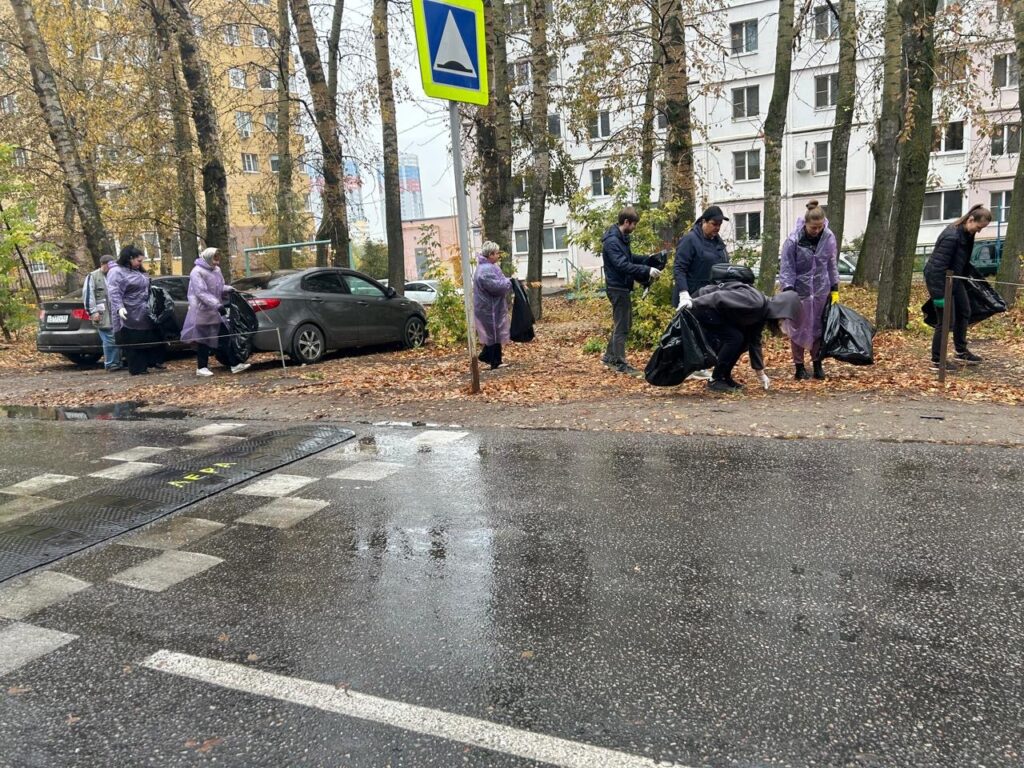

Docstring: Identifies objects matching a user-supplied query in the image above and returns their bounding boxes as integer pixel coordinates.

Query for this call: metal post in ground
[448,100,480,394]
[938,269,953,384]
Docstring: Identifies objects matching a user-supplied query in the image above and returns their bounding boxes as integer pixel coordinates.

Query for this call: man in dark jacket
[601,206,664,375]
[674,205,730,309]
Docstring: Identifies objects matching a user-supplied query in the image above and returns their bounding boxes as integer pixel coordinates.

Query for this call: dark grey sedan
[234,268,428,365]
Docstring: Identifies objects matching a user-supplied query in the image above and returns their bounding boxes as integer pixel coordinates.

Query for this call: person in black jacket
[924,204,992,371]
[600,207,666,376]
[674,205,730,309]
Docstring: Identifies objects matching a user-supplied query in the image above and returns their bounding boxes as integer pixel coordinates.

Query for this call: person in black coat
[674,205,730,309]
[924,204,992,371]
[600,206,666,376]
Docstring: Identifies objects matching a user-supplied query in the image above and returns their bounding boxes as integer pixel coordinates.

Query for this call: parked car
[403,280,441,305]
[747,253,858,284]
[971,240,1002,276]
[233,267,428,365]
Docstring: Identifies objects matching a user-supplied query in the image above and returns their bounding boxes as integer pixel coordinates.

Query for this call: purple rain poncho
[106,264,153,334]
[473,261,512,346]
[180,258,229,347]
[778,218,839,350]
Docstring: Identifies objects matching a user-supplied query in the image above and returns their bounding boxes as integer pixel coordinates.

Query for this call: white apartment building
[470,0,1019,283]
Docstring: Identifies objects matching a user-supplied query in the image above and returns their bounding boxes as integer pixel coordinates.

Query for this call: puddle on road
[0,402,191,422]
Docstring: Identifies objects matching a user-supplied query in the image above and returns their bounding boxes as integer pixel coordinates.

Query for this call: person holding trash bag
[181,247,250,377]
[600,206,666,376]
[106,244,166,376]
[779,200,839,381]
[474,241,513,370]
[691,281,801,392]
[924,203,992,371]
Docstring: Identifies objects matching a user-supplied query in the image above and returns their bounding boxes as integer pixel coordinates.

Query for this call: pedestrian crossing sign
[412,0,489,105]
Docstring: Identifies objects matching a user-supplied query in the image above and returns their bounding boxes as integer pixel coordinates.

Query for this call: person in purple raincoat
[473,241,513,370]
[106,244,166,376]
[779,200,839,380]
[181,247,250,377]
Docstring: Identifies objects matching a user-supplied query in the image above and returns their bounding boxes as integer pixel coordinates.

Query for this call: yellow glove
[830,291,840,304]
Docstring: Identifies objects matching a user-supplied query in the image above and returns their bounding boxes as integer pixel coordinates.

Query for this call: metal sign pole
[449,100,480,394]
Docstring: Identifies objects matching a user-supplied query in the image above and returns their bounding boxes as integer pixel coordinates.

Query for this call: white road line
[120,517,225,551]
[102,446,172,462]
[317,446,371,462]
[328,462,404,482]
[141,650,683,768]
[234,474,316,498]
[186,423,245,437]
[0,622,78,677]
[182,435,245,452]
[0,495,60,524]
[236,498,329,529]
[109,551,223,592]
[0,474,76,496]
[0,572,91,620]
[411,430,468,446]
[88,461,162,480]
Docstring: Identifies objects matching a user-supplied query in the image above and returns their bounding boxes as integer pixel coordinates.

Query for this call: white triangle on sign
[432,11,476,77]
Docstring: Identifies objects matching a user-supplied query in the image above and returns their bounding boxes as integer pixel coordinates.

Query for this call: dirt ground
[3,291,1023,446]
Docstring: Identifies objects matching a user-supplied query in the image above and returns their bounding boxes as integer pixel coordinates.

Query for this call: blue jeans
[97,327,121,369]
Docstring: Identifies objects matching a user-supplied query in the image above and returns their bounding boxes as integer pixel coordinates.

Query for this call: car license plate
[47,314,69,325]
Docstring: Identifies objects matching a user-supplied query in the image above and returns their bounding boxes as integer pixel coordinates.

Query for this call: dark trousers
[197,332,238,369]
[478,343,503,368]
[927,278,970,360]
[603,288,632,366]
[695,309,759,381]
[116,327,165,375]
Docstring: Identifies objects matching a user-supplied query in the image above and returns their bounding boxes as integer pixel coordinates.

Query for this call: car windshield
[232,273,294,291]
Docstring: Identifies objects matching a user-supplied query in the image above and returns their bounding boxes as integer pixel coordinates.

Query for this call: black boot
[794,363,810,381]
[812,360,826,380]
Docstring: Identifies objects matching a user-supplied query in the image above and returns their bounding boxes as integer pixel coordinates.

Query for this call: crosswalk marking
[317,446,371,462]
[0,572,91,620]
[236,498,329,529]
[141,650,684,768]
[89,461,162,480]
[0,495,60,525]
[186,423,244,437]
[120,517,225,551]
[411,430,468,446]
[182,435,245,452]
[0,622,77,677]
[109,551,223,592]
[234,474,316,498]
[0,474,76,496]
[102,446,172,462]
[328,462,404,482]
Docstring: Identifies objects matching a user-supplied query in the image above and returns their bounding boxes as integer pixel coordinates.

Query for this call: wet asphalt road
[0,415,1022,767]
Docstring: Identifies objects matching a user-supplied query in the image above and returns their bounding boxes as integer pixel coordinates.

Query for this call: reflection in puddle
[0,402,190,422]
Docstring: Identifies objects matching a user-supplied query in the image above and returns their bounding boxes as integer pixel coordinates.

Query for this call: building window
[590,167,613,196]
[932,121,964,153]
[588,110,611,139]
[991,123,1021,156]
[656,111,667,130]
[88,41,103,61]
[994,53,1019,88]
[258,70,277,90]
[991,191,1012,222]
[506,1,527,30]
[937,51,969,84]
[547,113,561,137]
[733,149,761,181]
[241,153,260,173]
[922,190,963,221]
[730,19,758,54]
[265,112,279,133]
[509,59,531,89]
[0,95,15,115]
[228,68,246,89]
[512,175,527,199]
[247,194,261,215]
[223,24,241,46]
[814,73,839,108]
[734,212,761,241]
[13,148,27,167]
[813,5,839,39]
[252,26,270,48]
[270,154,280,173]
[814,140,830,174]
[996,0,1009,23]
[235,111,253,138]
[513,226,568,253]
[731,85,759,119]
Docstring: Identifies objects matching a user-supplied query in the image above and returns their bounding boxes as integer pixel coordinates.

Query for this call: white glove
[648,267,662,279]
[676,291,693,311]
[117,307,128,320]
[756,370,770,390]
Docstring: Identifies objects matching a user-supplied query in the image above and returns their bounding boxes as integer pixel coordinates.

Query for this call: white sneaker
[196,367,214,377]
[690,368,713,380]
[230,362,251,374]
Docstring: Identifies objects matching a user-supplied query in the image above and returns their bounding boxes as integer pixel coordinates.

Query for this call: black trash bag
[820,300,875,365]
[921,265,1007,327]
[215,291,259,367]
[147,284,179,341]
[510,278,535,343]
[710,262,756,285]
[644,309,717,386]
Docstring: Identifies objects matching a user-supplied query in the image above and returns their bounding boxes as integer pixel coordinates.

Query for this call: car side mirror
[385,287,397,299]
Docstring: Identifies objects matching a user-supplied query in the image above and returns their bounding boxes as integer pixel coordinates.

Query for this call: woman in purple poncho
[779,200,839,381]
[473,241,513,370]
[181,247,250,377]
[106,244,166,376]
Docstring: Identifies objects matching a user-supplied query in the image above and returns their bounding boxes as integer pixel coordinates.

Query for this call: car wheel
[403,316,427,349]
[289,323,325,364]
[62,352,102,367]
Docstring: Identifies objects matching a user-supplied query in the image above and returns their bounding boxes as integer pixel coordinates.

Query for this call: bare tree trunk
[373,0,404,294]
[660,0,695,237]
[756,0,796,295]
[476,0,513,257]
[525,0,552,320]
[854,0,902,286]
[9,0,113,265]
[326,0,345,116]
[638,2,660,209]
[876,0,938,329]
[291,0,351,267]
[827,0,856,251]
[276,0,294,269]
[995,0,1024,305]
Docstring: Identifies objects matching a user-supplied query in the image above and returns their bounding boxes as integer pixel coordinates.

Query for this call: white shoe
[230,362,251,374]
[690,368,713,380]
[196,367,214,377]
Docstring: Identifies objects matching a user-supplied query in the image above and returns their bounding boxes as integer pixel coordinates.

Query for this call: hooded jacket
[601,225,653,291]
[673,220,729,300]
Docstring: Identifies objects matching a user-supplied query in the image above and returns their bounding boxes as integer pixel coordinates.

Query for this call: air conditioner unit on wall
[794,157,812,173]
